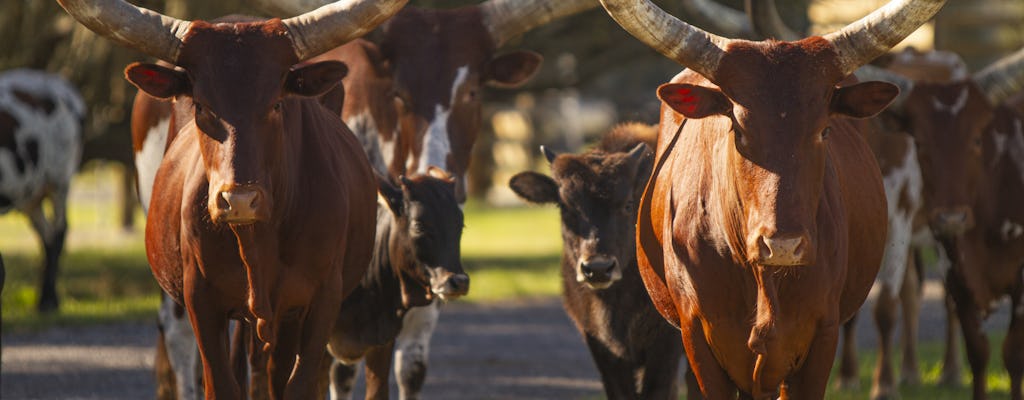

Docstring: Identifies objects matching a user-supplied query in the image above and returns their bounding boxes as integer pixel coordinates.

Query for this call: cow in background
[326,169,468,400]
[600,0,945,397]
[0,69,84,313]
[866,46,1024,400]
[509,123,687,399]
[58,0,407,397]
[254,1,599,398]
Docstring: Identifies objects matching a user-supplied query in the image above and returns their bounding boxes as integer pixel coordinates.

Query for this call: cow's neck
[979,109,1024,236]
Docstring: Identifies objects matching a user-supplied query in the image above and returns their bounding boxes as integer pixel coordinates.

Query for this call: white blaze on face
[930,87,969,115]
[417,65,469,174]
[135,117,169,212]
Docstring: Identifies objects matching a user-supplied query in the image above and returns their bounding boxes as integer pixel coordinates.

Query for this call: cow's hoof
[870,384,896,400]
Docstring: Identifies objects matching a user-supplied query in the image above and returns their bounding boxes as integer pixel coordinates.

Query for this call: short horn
[281,0,409,61]
[973,47,1024,106]
[479,0,599,47]
[56,0,191,63]
[854,65,916,111]
[679,0,756,39]
[745,0,801,41]
[599,0,730,81]
[823,0,948,77]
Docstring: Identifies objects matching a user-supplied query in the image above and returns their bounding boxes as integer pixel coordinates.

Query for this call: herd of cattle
[0,0,1022,398]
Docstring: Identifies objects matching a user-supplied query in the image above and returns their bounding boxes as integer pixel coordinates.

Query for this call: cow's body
[326,172,467,400]
[58,0,408,397]
[877,47,1024,400]
[510,123,685,399]
[0,69,84,313]
[597,0,949,397]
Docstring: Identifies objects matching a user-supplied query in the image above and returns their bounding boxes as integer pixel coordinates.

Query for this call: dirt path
[0,280,1011,400]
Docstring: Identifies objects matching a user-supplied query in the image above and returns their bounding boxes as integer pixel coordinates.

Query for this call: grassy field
[0,165,1017,399]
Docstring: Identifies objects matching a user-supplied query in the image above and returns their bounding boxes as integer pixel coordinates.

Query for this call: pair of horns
[56,0,409,63]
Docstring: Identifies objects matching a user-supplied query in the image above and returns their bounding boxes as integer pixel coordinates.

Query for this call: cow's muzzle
[751,232,814,266]
[577,256,621,290]
[430,271,470,300]
[930,206,974,237]
[211,184,270,224]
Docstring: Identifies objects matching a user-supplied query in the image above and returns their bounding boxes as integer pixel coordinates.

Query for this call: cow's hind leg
[1003,274,1024,400]
[25,190,67,313]
[364,341,396,400]
[899,253,922,386]
[159,294,202,400]
[394,302,439,400]
[186,288,240,400]
[871,282,900,400]
[329,359,358,400]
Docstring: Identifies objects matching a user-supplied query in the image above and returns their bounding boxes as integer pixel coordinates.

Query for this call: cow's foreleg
[639,327,683,400]
[781,319,839,400]
[835,312,859,390]
[394,302,439,400]
[899,253,922,386]
[680,317,737,399]
[282,286,344,400]
[1003,275,1024,400]
[186,285,240,400]
[947,268,990,400]
[364,340,396,400]
[329,358,358,400]
[871,282,900,400]
[583,334,637,399]
[25,191,66,313]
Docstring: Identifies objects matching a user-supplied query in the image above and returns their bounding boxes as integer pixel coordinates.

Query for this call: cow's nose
[215,186,266,224]
[930,207,974,237]
[580,258,617,283]
[432,272,470,299]
[756,233,811,266]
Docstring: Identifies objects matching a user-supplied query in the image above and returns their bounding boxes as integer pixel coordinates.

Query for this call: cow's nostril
[218,191,231,210]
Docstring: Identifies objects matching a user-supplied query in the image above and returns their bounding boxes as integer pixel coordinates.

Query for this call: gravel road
[1,279,1011,400]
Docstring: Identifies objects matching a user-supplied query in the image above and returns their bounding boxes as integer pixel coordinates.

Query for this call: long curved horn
[854,65,915,110]
[823,0,947,77]
[679,0,756,39]
[745,0,801,41]
[479,0,599,47]
[599,0,730,81]
[56,0,191,63]
[282,0,409,61]
[973,47,1024,106]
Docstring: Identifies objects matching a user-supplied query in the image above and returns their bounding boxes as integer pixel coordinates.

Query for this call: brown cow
[58,0,407,398]
[866,47,1024,400]
[255,1,598,398]
[599,0,946,397]
[509,123,688,399]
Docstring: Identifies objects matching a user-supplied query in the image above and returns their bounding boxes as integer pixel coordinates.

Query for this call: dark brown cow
[509,123,687,399]
[58,0,408,398]
[869,47,1024,400]
[326,169,468,400]
[599,0,946,397]
[256,1,598,398]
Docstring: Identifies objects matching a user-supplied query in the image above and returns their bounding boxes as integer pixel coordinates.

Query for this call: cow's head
[509,143,651,289]
[379,168,468,302]
[876,48,1024,237]
[59,0,408,226]
[599,0,947,266]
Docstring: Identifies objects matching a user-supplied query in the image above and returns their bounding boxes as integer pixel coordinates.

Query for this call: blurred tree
[935,0,1024,71]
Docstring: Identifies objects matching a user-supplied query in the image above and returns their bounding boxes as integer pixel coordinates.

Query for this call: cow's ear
[485,51,543,88]
[125,63,190,99]
[657,83,732,119]
[285,61,349,97]
[831,81,899,118]
[509,172,558,204]
[377,175,404,217]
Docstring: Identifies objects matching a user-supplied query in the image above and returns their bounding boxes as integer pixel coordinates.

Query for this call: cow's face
[902,82,993,236]
[380,7,542,202]
[509,144,651,289]
[125,20,347,225]
[658,39,897,266]
[379,170,468,301]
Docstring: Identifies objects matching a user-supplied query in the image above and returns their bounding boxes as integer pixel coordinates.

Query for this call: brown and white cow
[867,46,1024,400]
[254,1,598,398]
[0,69,85,313]
[509,123,687,399]
[58,0,407,398]
[326,169,468,400]
[599,0,946,397]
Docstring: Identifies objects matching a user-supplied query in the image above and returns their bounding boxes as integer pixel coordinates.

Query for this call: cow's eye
[821,127,831,139]
[194,103,203,114]
[273,102,282,112]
